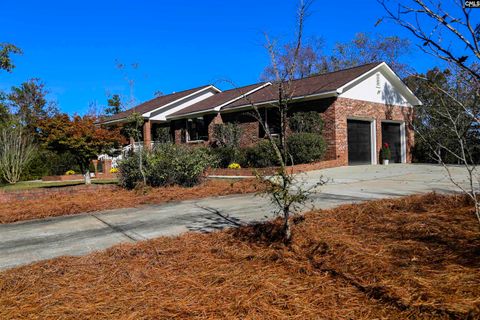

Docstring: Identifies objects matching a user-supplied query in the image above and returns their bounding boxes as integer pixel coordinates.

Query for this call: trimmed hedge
[243,140,280,168]
[287,133,326,165]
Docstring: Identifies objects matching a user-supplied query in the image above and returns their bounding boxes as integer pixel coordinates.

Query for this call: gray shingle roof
[168,82,267,118]
[223,62,382,110]
[102,85,211,123]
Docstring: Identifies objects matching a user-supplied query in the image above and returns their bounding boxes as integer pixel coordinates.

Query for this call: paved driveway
[0,164,472,270]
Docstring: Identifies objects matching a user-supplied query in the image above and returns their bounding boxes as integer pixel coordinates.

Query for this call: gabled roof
[223,62,383,110]
[101,85,213,124]
[167,82,270,119]
[101,62,421,124]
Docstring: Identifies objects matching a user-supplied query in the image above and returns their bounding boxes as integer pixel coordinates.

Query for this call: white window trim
[346,117,377,165]
[381,120,407,163]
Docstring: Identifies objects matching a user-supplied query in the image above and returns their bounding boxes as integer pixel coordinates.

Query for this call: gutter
[220,90,339,114]
[142,85,221,118]
[166,82,272,120]
[100,114,148,126]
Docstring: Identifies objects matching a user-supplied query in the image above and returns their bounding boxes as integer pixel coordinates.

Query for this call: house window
[186,117,208,142]
[376,73,381,89]
[259,108,281,137]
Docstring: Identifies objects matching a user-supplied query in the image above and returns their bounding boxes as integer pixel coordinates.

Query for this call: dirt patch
[0,193,478,319]
[0,179,262,224]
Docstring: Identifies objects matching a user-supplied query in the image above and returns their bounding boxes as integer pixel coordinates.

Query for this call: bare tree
[123,112,147,187]
[378,0,480,81]
[261,32,411,80]
[115,61,148,188]
[379,0,480,224]
[260,36,326,81]
[410,68,480,223]
[235,0,325,243]
[86,101,103,117]
[0,126,36,184]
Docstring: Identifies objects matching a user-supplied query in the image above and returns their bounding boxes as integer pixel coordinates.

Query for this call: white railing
[98,141,163,168]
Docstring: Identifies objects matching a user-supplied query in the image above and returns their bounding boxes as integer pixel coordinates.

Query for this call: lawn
[0,193,478,319]
[0,179,118,191]
[0,179,262,224]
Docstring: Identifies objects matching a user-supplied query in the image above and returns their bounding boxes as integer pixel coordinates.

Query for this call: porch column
[91,159,99,177]
[103,159,112,175]
[208,113,223,142]
[143,120,152,149]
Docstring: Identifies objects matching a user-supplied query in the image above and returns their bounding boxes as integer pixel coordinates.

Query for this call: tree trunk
[475,202,480,227]
[283,210,291,244]
[84,169,92,185]
[138,142,147,185]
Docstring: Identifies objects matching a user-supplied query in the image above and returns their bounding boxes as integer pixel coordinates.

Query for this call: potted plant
[380,143,391,165]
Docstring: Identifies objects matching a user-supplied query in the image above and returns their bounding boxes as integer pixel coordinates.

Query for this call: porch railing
[98,141,164,167]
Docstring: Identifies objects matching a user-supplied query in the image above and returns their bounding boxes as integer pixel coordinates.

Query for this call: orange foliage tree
[37,114,122,184]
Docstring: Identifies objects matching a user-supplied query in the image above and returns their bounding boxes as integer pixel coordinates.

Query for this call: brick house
[102,62,421,166]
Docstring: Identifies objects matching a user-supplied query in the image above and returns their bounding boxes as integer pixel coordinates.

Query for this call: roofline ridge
[217,81,268,93]
[268,61,385,84]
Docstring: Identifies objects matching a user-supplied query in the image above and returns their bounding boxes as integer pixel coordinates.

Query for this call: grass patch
[0,179,261,224]
[0,179,119,191]
[0,193,478,319]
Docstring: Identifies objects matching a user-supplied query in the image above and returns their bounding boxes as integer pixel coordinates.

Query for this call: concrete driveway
[0,164,472,270]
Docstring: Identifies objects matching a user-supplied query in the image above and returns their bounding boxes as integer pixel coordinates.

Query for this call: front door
[381,122,402,163]
[347,120,372,165]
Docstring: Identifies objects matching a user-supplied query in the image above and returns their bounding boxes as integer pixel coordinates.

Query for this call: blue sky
[1,0,442,114]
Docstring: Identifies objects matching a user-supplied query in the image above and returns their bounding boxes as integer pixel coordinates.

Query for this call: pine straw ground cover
[0,179,261,224]
[0,193,479,319]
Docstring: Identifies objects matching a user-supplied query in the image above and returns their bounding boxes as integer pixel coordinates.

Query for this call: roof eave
[142,85,221,118]
[213,82,272,112]
[167,108,217,120]
[100,114,148,125]
[166,82,273,120]
[221,90,339,113]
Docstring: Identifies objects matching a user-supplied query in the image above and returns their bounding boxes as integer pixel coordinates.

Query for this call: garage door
[347,120,372,165]
[382,122,402,163]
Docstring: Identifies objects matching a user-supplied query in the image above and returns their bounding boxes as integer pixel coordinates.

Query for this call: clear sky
[1,0,441,115]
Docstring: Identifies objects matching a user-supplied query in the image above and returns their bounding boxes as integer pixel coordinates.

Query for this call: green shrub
[117,151,146,189]
[154,126,172,143]
[289,111,323,134]
[212,123,242,148]
[243,140,280,168]
[21,149,80,180]
[210,146,245,168]
[118,144,216,189]
[286,133,326,164]
[170,146,215,186]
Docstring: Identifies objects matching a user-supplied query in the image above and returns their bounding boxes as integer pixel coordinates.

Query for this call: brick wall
[169,97,414,167]
[0,184,117,203]
[207,113,223,141]
[207,159,344,176]
[172,120,184,144]
[320,101,338,161]
[221,111,260,147]
[331,97,414,165]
